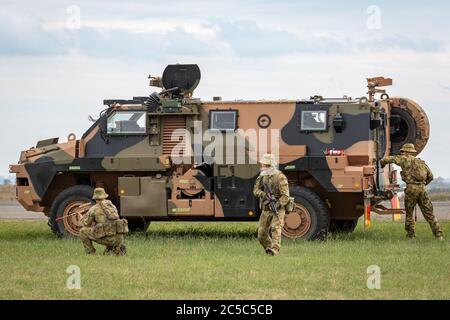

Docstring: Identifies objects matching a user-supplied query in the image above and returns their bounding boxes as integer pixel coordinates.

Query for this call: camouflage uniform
[253,154,290,255]
[79,188,128,255]
[380,144,443,239]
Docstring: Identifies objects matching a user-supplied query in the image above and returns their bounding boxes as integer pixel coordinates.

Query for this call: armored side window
[300,110,328,131]
[107,111,147,134]
[209,110,238,131]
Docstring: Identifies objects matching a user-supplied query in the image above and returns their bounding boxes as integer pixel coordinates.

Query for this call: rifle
[55,203,92,222]
[262,181,278,216]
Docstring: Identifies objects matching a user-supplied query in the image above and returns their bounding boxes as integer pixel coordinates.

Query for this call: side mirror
[333,113,346,133]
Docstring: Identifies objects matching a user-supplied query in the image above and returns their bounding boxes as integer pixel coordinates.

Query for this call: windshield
[107,111,146,134]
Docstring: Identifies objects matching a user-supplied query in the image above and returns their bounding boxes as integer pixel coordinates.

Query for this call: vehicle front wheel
[282,186,330,240]
[49,185,94,238]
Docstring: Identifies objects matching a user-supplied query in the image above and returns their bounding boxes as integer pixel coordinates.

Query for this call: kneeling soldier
[79,188,129,255]
[253,154,291,255]
[380,143,444,240]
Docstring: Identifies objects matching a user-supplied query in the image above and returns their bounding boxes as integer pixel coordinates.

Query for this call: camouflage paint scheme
[9,65,430,239]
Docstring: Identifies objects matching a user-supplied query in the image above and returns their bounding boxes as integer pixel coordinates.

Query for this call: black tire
[49,185,94,238]
[127,218,151,233]
[390,107,417,155]
[283,186,330,241]
[329,219,358,234]
[389,97,429,156]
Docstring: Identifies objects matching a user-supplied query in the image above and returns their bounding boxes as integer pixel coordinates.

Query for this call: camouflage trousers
[258,209,285,255]
[79,227,126,255]
[404,184,443,238]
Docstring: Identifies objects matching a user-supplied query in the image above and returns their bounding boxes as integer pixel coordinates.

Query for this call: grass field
[0,220,448,300]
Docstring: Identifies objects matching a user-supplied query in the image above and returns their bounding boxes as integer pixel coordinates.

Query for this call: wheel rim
[283,203,312,239]
[62,201,89,237]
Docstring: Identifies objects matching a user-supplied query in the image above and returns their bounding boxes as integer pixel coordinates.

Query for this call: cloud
[1,4,448,60]
[355,34,445,53]
[71,25,227,59]
[439,83,450,92]
[0,8,67,56]
[214,20,348,57]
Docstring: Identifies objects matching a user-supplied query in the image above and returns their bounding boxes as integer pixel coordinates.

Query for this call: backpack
[100,200,120,221]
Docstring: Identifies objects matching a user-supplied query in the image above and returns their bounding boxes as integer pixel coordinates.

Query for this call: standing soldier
[380,143,444,240]
[79,188,129,255]
[253,154,291,255]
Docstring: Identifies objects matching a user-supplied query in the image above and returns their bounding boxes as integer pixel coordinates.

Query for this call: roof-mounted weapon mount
[150,64,201,99]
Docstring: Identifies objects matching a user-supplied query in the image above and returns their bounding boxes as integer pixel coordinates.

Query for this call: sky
[1,0,450,177]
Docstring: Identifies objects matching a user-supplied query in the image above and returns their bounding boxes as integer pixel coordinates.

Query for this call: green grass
[0,220,448,299]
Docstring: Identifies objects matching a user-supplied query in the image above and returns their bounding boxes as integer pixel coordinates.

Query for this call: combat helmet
[92,188,109,200]
[400,143,417,154]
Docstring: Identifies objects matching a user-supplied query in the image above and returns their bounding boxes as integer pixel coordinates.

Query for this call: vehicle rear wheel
[49,185,94,238]
[329,219,358,234]
[282,186,330,240]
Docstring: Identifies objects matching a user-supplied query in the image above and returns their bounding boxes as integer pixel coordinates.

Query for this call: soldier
[79,188,129,255]
[380,143,444,240]
[253,154,290,255]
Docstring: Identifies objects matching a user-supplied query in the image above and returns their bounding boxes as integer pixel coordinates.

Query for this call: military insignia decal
[257,114,271,128]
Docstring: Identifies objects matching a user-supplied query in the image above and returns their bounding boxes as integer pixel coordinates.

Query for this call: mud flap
[364,198,371,230]
[390,195,402,221]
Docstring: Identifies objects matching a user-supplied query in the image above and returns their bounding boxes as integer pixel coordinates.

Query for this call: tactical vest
[260,171,294,213]
[261,173,282,198]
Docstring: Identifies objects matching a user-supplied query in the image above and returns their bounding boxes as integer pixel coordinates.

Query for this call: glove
[256,191,265,199]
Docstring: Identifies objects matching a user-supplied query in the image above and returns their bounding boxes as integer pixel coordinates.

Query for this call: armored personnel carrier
[10,64,429,239]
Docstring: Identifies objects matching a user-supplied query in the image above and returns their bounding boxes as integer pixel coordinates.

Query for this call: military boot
[270,247,280,256]
[85,247,96,255]
[103,247,114,255]
[113,245,127,256]
[406,233,415,240]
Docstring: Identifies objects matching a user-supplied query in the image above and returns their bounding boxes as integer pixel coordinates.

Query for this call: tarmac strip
[0,201,449,221]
